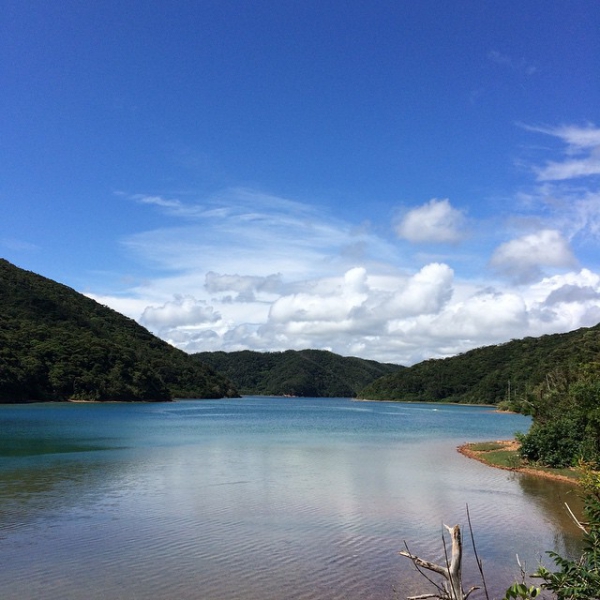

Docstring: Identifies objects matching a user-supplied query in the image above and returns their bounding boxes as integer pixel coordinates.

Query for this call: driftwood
[399,524,480,600]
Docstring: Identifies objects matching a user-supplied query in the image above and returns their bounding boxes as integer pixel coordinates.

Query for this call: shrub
[518,420,584,468]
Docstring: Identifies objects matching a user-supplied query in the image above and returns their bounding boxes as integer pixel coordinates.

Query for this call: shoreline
[457,440,581,485]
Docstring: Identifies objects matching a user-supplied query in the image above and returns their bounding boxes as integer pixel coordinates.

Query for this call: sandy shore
[457,440,581,485]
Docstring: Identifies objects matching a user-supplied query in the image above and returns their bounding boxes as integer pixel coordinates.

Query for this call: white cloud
[204,272,284,302]
[395,199,466,244]
[385,263,454,317]
[140,295,220,330]
[95,262,600,365]
[528,270,600,329]
[537,157,600,182]
[268,267,369,325]
[490,229,577,283]
[121,188,402,281]
[132,194,183,209]
[524,123,600,181]
[91,160,600,366]
[527,123,600,151]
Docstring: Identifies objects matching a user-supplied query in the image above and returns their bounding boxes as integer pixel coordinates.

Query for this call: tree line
[193,348,403,398]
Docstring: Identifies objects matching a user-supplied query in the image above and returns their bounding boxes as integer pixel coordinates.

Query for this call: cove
[0,397,583,600]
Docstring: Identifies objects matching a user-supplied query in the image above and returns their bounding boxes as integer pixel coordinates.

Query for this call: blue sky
[2,1,600,364]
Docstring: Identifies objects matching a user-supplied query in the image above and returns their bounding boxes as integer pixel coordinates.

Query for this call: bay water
[0,397,583,599]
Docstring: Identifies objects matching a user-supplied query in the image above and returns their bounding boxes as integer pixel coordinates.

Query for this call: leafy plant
[503,582,540,599]
[516,366,600,469]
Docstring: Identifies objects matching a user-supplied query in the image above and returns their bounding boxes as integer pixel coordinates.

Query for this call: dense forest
[0,259,238,402]
[194,349,403,397]
[359,324,600,405]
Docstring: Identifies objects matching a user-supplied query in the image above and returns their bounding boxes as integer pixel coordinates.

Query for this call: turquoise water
[0,398,583,599]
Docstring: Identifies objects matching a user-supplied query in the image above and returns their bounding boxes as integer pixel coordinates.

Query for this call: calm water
[0,397,583,600]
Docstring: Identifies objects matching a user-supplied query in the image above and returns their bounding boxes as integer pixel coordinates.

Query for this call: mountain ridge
[193,348,403,397]
[358,323,600,404]
[0,259,238,402]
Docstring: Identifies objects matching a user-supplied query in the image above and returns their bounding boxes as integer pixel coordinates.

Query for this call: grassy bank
[458,440,583,484]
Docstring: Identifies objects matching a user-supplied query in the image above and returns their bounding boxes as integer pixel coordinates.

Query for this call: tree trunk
[400,524,477,600]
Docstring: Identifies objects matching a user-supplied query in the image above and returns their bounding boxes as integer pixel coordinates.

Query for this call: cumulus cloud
[268,267,369,325]
[140,295,220,330]
[385,263,454,317]
[490,229,577,283]
[96,264,600,365]
[395,199,466,243]
[545,284,600,306]
[93,169,600,365]
[426,289,528,341]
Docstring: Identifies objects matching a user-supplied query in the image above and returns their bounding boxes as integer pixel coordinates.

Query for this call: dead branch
[400,524,473,600]
[565,501,588,534]
[466,505,490,600]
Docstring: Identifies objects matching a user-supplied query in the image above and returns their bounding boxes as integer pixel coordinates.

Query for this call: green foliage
[517,422,582,468]
[193,349,402,397]
[503,582,540,599]
[359,326,600,405]
[517,365,600,468]
[0,259,238,402]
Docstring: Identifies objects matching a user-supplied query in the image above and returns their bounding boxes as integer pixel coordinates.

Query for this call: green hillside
[359,324,600,405]
[0,259,238,402]
[193,349,403,397]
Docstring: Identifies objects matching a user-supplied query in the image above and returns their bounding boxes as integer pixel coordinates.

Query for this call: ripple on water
[0,398,580,600]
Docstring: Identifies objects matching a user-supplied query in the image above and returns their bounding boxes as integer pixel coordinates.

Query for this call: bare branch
[466,504,490,600]
[400,525,466,600]
[399,550,448,577]
[565,501,588,533]
[401,541,447,594]
[463,585,480,600]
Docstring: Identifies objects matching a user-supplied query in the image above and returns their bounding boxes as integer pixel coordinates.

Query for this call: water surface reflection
[0,398,583,600]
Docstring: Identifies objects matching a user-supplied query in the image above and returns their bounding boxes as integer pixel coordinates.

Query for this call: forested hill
[193,349,403,397]
[0,259,238,402]
[359,323,600,405]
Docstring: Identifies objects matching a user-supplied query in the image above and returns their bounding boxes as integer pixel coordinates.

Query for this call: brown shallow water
[0,398,584,600]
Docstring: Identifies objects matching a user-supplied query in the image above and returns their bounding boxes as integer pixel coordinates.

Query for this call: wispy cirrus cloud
[488,50,537,75]
[1,237,39,252]
[87,128,600,365]
[521,123,600,181]
[131,194,184,209]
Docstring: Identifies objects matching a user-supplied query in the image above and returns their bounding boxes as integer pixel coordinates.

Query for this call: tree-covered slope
[359,324,600,404]
[193,349,403,397]
[0,259,238,402]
